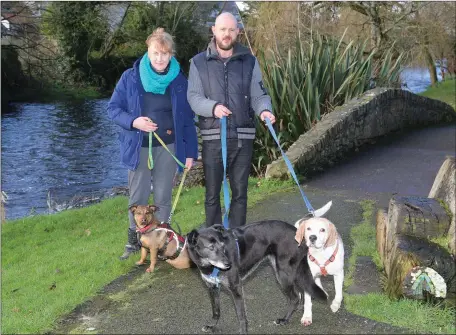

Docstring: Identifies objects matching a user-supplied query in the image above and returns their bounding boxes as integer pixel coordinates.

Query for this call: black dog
[187,220,328,334]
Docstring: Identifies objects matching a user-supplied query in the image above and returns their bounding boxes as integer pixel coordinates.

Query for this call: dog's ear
[187,230,199,246]
[295,219,308,246]
[129,204,138,214]
[148,205,158,213]
[324,221,338,248]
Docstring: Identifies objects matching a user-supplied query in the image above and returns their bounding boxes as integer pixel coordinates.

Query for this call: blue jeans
[202,139,254,228]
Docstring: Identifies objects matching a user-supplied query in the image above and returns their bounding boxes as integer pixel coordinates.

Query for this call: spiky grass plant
[254,32,404,176]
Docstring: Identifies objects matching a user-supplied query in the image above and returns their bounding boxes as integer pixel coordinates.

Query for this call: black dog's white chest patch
[201,272,228,286]
[201,273,219,285]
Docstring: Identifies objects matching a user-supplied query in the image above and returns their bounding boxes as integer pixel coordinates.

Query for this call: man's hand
[213,104,232,119]
[260,111,276,124]
[185,158,194,170]
[133,117,158,132]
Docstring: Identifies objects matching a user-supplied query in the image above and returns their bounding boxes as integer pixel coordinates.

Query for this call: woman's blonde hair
[145,27,175,54]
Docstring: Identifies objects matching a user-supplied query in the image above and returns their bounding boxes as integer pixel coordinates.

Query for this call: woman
[107,28,198,260]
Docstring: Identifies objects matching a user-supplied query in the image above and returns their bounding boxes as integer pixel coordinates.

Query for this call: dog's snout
[309,235,317,243]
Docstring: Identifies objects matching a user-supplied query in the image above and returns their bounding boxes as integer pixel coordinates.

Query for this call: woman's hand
[185,158,194,170]
[133,117,158,132]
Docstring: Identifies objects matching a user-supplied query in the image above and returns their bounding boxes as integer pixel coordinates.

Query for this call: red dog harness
[308,240,339,276]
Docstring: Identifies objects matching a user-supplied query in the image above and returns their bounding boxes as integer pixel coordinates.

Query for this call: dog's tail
[295,258,328,301]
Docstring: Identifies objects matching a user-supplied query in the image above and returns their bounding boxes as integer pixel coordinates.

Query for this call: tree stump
[387,196,452,239]
[384,234,456,300]
[376,208,388,264]
[383,196,452,276]
[376,158,456,303]
[428,156,455,256]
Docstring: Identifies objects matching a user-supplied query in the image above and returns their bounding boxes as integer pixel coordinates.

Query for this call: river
[1,100,125,219]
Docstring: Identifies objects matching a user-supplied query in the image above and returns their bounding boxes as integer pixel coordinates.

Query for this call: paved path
[53,124,455,334]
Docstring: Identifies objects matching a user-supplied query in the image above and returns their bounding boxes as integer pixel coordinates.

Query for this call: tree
[119,2,207,74]
[42,2,110,82]
[342,2,427,57]
[1,1,61,81]
[312,1,454,84]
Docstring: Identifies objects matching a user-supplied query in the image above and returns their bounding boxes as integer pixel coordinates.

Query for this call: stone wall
[265,88,456,179]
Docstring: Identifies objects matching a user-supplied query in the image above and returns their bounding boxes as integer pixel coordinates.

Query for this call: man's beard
[215,36,235,51]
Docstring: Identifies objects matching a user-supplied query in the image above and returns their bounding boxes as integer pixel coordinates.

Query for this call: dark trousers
[202,139,254,228]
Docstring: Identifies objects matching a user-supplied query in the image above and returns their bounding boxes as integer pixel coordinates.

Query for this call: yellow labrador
[295,216,344,326]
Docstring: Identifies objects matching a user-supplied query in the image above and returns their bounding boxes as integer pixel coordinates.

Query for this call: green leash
[148,131,154,169]
[146,123,188,233]
[148,131,185,170]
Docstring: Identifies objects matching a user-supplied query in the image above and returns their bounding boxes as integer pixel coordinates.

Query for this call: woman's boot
[119,228,141,260]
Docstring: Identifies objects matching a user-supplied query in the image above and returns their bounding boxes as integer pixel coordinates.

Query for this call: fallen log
[384,234,456,300]
[387,196,452,239]
[383,196,452,276]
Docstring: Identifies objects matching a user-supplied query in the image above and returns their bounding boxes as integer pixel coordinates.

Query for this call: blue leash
[210,116,230,283]
[209,116,316,286]
[264,117,315,215]
[221,117,230,229]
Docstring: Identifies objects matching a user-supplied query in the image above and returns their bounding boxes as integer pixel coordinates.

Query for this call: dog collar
[308,240,339,276]
[137,223,155,234]
[137,222,169,234]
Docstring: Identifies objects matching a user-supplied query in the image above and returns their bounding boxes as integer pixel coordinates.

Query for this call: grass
[344,200,381,288]
[344,200,456,334]
[345,293,456,334]
[1,177,293,334]
[419,78,456,110]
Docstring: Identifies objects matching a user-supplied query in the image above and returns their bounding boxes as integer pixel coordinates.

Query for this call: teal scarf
[139,52,180,94]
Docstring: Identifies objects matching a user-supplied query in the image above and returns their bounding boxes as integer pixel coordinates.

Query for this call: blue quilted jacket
[107,58,198,171]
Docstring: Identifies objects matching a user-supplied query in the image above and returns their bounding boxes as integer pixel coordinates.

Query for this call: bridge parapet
[265,88,456,179]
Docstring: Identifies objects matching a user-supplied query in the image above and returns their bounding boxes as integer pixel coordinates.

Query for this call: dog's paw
[273,318,289,326]
[202,325,215,333]
[330,300,341,313]
[300,316,312,327]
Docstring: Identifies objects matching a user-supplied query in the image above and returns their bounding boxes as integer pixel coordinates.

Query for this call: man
[187,12,276,228]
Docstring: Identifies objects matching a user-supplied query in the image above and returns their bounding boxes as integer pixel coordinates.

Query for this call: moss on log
[384,234,456,300]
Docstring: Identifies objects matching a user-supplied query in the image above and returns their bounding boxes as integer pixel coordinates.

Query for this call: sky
[236,2,246,11]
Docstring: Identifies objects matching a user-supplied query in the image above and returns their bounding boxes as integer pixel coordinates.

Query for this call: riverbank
[2,84,107,109]
[419,78,456,110]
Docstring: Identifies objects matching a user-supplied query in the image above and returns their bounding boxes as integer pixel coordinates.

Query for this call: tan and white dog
[295,216,344,326]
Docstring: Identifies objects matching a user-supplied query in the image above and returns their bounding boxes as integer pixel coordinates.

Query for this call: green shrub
[253,32,404,176]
